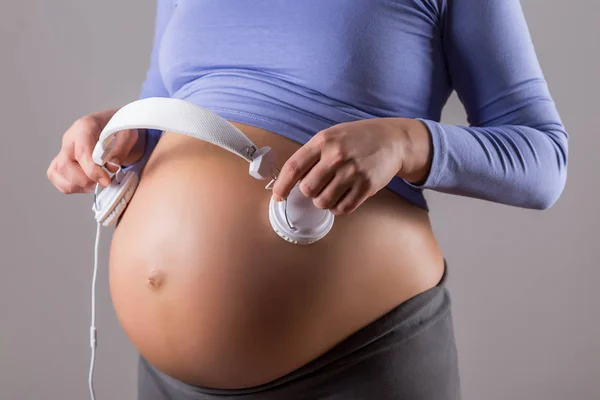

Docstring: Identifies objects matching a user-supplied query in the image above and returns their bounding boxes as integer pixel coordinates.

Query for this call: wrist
[395,119,433,185]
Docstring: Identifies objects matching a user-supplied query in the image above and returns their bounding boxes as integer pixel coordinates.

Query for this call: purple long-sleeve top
[139,0,569,210]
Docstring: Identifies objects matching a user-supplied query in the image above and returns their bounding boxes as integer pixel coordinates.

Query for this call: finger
[56,157,95,189]
[272,141,322,201]
[104,129,139,166]
[331,182,371,216]
[73,139,112,186]
[82,181,97,193]
[118,129,140,160]
[77,179,97,194]
[48,168,88,194]
[297,160,336,198]
[312,172,354,210]
[105,163,120,174]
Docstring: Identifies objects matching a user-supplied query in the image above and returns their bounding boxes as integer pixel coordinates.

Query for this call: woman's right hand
[47,108,147,194]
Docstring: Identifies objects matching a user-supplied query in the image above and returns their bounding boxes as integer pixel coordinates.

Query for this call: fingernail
[272,194,283,202]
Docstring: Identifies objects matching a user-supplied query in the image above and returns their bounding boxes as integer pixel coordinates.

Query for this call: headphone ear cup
[92,171,139,227]
[268,183,334,245]
[101,195,128,228]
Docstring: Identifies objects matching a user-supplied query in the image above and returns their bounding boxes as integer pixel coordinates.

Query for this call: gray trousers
[138,266,460,400]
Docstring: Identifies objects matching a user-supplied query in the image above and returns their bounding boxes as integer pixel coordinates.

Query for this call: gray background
[1,1,597,399]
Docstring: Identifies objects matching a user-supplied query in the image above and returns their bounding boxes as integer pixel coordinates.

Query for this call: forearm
[394,0,570,210]
[395,117,568,210]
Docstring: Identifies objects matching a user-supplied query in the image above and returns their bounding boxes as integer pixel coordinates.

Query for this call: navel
[147,269,167,291]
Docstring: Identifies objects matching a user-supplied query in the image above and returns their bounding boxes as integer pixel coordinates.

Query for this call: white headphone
[91,97,335,245]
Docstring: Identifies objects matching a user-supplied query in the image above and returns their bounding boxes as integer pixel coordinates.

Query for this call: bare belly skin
[108,122,445,389]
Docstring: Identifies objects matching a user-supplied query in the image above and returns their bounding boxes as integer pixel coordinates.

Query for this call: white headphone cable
[89,220,100,400]
[89,160,129,400]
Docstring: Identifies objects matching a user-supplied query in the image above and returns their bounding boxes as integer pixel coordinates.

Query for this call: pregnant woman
[47,1,568,399]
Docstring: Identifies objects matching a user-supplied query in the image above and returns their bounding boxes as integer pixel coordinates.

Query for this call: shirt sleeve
[138,0,175,150]
[408,0,569,210]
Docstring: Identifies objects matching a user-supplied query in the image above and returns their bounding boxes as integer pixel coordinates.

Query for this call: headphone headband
[92,97,276,180]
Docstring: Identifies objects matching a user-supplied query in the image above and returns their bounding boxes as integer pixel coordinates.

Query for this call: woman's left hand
[271,117,432,216]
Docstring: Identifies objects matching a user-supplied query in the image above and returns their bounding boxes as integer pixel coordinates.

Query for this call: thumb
[103,129,140,168]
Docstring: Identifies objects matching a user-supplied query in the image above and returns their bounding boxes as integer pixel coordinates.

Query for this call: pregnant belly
[108,124,444,389]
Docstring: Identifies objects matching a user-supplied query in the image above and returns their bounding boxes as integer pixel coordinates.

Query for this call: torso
[109,123,444,389]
